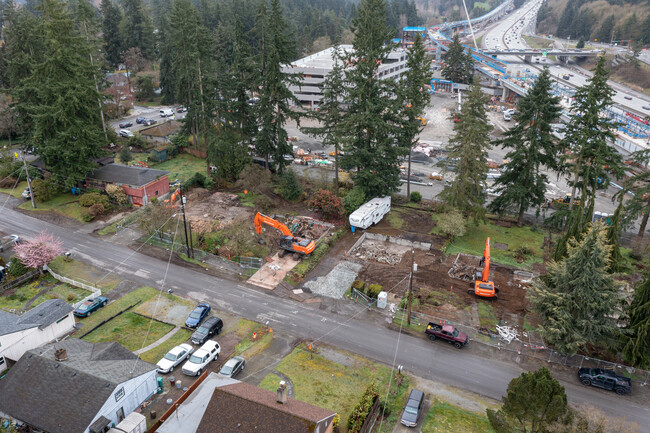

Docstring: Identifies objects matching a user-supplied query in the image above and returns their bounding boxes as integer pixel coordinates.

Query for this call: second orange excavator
[254,212,315,258]
[468,237,498,299]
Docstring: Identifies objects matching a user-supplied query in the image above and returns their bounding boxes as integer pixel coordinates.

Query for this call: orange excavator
[254,212,315,258]
[165,188,181,208]
[468,237,498,299]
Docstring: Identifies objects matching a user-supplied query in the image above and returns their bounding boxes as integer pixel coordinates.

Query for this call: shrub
[366,284,382,299]
[351,280,366,291]
[81,211,94,222]
[410,191,422,203]
[88,203,105,217]
[79,192,109,208]
[31,178,57,203]
[308,189,345,221]
[281,169,302,201]
[185,172,207,189]
[347,383,379,432]
[118,147,133,164]
[343,187,366,215]
[105,184,129,205]
[6,256,29,278]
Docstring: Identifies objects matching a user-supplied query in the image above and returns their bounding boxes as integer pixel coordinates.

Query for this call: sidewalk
[134,326,181,355]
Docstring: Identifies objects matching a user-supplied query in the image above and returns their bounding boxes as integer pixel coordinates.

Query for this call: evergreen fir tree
[489,67,561,226]
[120,0,155,59]
[531,222,622,355]
[438,83,492,223]
[606,190,625,272]
[487,367,568,433]
[255,0,300,174]
[622,149,650,239]
[301,45,347,188]
[622,275,650,368]
[158,14,176,105]
[340,0,405,198]
[24,0,105,187]
[100,0,122,67]
[555,56,623,260]
[441,33,473,84]
[397,33,433,198]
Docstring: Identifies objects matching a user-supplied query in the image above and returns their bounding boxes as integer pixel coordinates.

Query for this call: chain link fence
[390,307,650,385]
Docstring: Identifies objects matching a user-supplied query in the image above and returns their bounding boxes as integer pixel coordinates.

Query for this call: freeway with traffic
[0,204,648,425]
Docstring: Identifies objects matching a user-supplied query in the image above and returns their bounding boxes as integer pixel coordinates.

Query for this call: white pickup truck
[182,340,220,376]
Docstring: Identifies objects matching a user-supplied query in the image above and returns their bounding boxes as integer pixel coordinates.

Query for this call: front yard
[258,344,410,433]
[18,192,86,223]
[82,311,174,352]
[0,274,90,312]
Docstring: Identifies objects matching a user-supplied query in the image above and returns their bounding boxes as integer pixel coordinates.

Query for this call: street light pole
[179,188,193,258]
[20,152,36,209]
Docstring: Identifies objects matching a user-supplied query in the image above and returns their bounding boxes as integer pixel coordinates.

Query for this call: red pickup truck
[425,323,469,349]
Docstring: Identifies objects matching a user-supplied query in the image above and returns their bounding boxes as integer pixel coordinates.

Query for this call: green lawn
[73,286,161,334]
[523,36,554,50]
[32,282,90,307]
[386,210,405,229]
[259,344,410,432]
[82,311,174,352]
[18,192,86,222]
[0,180,27,198]
[421,401,494,433]
[446,221,545,268]
[139,328,193,364]
[150,153,206,183]
[0,277,46,312]
[49,257,121,293]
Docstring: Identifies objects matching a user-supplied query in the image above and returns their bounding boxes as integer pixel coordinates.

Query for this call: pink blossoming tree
[14,231,64,273]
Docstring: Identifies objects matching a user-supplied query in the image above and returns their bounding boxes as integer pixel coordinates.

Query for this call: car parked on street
[142,119,157,126]
[156,344,194,374]
[191,316,223,345]
[424,323,469,349]
[578,368,632,395]
[118,122,133,128]
[73,296,108,317]
[185,302,210,328]
[182,340,220,376]
[400,389,425,427]
[218,356,245,378]
[119,129,134,138]
[136,117,146,124]
[0,235,21,253]
[176,106,187,112]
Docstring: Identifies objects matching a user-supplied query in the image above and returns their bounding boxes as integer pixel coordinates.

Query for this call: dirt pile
[185,191,252,233]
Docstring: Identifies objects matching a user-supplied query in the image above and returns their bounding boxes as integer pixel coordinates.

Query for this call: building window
[56,315,68,324]
[114,387,125,402]
[155,190,159,195]
[116,407,125,423]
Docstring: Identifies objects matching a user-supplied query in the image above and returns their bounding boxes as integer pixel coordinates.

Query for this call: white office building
[283,45,410,109]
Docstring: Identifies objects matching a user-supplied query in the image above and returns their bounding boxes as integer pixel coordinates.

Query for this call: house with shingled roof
[0,339,157,433]
[155,373,337,433]
[85,163,170,206]
[0,299,75,366]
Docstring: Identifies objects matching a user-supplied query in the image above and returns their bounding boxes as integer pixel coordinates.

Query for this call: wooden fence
[0,269,40,294]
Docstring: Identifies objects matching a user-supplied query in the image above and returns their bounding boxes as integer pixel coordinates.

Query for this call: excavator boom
[254,212,315,257]
[481,237,490,283]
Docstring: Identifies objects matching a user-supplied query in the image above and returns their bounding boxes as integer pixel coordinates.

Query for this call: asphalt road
[1,206,648,425]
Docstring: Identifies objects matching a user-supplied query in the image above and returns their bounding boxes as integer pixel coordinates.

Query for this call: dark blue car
[185,303,210,328]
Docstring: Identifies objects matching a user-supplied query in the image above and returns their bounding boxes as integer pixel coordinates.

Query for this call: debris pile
[285,216,332,240]
[354,245,403,265]
[448,254,477,281]
[496,325,519,343]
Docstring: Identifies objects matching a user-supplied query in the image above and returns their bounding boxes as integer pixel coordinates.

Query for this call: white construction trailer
[349,196,391,230]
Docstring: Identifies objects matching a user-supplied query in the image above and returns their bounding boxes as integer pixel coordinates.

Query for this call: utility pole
[179,188,193,258]
[407,249,415,325]
[20,152,36,209]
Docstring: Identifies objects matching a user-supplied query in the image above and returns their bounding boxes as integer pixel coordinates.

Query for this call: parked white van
[160,108,174,117]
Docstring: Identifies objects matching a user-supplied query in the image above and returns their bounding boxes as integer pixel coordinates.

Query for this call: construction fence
[139,231,262,277]
[391,307,650,386]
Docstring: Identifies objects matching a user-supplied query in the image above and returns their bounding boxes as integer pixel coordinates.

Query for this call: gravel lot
[304,261,363,299]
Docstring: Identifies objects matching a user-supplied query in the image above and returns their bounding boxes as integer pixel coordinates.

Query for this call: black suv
[578,368,632,395]
[191,316,223,345]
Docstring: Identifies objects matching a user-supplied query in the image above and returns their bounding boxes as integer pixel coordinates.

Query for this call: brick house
[86,163,169,206]
[156,374,337,433]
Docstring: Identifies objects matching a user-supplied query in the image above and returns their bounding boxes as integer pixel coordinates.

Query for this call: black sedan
[143,119,157,126]
[119,122,133,128]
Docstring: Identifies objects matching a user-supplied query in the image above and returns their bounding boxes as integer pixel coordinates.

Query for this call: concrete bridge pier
[523,55,531,63]
[501,86,511,102]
